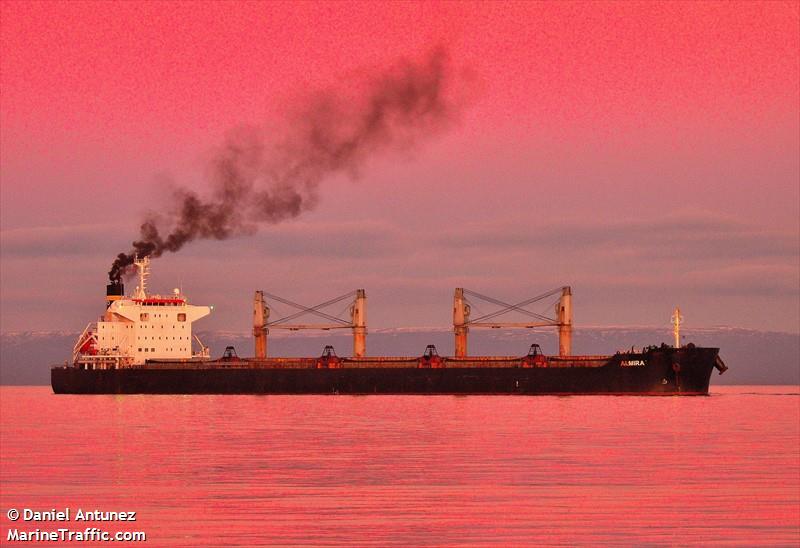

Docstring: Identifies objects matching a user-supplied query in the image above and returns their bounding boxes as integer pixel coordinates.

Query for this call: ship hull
[52,347,720,395]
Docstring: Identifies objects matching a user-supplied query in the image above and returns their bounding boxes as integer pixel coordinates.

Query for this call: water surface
[1,386,798,546]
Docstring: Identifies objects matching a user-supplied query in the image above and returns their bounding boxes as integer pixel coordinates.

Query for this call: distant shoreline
[3,327,798,386]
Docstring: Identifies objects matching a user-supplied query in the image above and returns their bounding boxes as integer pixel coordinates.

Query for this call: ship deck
[133,355,614,370]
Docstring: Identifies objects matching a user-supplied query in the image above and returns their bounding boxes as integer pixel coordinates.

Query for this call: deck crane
[253,289,367,358]
[453,286,573,357]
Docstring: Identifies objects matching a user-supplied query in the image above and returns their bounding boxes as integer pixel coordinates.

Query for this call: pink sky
[1,1,798,334]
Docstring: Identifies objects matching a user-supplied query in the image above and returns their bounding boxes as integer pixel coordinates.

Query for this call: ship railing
[74,353,135,370]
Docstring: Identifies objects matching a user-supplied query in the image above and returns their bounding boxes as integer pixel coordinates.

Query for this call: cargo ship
[51,258,727,395]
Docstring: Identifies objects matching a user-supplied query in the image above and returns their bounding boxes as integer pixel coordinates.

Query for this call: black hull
[52,347,720,395]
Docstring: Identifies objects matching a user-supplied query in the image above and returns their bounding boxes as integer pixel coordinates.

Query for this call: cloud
[2,210,797,332]
[676,263,799,297]
[434,210,799,262]
[0,224,126,258]
[184,220,408,259]
[0,220,407,260]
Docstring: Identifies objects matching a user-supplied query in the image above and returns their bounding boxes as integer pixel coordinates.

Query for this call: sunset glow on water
[1,386,798,546]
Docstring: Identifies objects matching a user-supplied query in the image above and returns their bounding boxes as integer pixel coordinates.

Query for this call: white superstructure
[73,257,211,368]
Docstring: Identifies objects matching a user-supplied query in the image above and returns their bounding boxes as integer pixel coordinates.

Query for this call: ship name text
[620,360,646,367]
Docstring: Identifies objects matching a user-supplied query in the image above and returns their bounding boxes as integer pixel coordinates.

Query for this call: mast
[671,306,683,348]
[134,256,150,299]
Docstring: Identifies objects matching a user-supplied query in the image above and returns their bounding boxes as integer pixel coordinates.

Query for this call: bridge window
[177,313,186,322]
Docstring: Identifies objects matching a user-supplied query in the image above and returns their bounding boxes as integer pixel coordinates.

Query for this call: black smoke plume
[109,48,458,282]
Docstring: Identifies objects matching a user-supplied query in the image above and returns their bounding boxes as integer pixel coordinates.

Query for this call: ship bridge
[73,257,211,368]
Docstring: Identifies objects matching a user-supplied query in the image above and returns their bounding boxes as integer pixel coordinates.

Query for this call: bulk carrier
[51,258,727,395]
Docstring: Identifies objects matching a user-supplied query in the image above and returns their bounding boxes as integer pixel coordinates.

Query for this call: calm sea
[1,386,798,547]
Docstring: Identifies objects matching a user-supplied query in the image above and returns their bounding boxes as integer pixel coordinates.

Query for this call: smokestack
[106,282,124,308]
